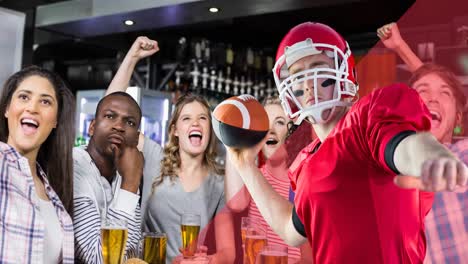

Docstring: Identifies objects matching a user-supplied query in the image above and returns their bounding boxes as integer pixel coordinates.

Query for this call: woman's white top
[39,198,63,263]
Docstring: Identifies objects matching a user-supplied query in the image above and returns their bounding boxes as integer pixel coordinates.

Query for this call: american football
[212,95,269,148]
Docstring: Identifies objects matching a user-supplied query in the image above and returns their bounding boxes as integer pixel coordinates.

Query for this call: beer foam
[102,226,128,230]
[245,234,267,239]
[261,251,288,257]
[180,256,210,264]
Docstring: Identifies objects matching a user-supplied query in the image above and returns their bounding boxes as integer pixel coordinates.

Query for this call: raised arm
[226,142,307,247]
[394,132,468,191]
[377,22,423,72]
[224,151,251,212]
[106,36,159,95]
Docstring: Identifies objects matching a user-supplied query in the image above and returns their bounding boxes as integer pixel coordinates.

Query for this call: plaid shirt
[425,140,468,264]
[0,142,74,263]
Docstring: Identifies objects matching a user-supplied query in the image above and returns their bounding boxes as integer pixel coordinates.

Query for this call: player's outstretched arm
[226,141,308,247]
[106,36,159,95]
[377,22,423,72]
[393,132,468,191]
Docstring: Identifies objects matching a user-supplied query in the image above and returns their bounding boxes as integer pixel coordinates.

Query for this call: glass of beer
[101,218,128,264]
[255,245,288,264]
[241,217,254,264]
[141,232,167,264]
[244,223,267,264]
[181,213,201,258]
[179,255,211,264]
[241,217,253,245]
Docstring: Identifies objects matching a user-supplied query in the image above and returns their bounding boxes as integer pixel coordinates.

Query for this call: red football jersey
[289,84,434,263]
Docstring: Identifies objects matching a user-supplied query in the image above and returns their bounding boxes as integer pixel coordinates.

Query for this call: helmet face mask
[279,66,349,124]
[272,23,359,125]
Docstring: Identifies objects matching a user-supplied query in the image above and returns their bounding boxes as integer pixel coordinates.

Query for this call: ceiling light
[124,20,134,26]
[209,7,219,13]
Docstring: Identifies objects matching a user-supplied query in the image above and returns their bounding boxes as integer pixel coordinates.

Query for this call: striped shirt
[248,165,302,259]
[0,141,74,263]
[424,139,468,264]
[73,146,141,263]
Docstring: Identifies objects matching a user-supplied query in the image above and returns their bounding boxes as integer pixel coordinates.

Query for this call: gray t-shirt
[140,137,163,215]
[141,139,226,263]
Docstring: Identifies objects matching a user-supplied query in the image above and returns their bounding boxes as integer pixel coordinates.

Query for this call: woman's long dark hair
[0,66,75,214]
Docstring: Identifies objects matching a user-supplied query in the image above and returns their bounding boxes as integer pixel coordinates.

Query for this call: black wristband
[292,206,307,238]
[384,130,416,174]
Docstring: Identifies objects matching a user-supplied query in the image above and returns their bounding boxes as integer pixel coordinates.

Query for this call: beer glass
[141,232,167,264]
[241,217,252,245]
[241,217,254,264]
[244,222,267,264]
[178,255,211,264]
[181,213,201,258]
[101,218,128,264]
[255,245,288,264]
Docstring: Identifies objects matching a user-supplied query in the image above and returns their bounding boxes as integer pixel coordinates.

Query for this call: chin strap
[294,100,351,125]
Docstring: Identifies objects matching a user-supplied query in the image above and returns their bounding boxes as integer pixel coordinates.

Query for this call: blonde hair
[262,95,297,138]
[152,94,224,191]
[262,96,282,106]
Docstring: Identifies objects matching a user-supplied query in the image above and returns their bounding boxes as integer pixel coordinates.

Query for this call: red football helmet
[272,22,359,125]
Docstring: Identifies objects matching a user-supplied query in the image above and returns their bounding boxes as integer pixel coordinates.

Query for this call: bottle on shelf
[239,75,246,95]
[209,68,217,95]
[201,66,209,95]
[259,79,266,98]
[233,75,240,95]
[224,66,232,96]
[189,59,201,93]
[217,69,224,94]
